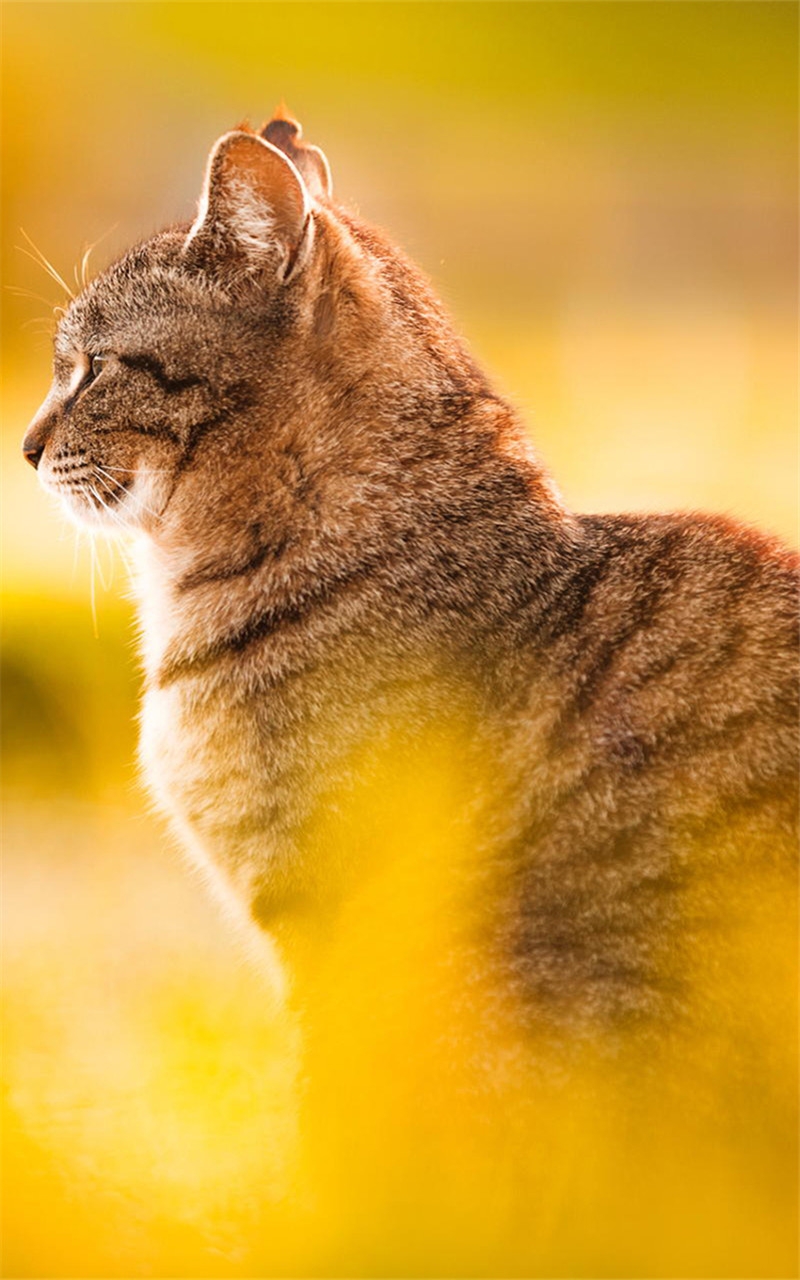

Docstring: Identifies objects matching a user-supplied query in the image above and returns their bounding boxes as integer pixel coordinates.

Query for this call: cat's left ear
[185,130,312,283]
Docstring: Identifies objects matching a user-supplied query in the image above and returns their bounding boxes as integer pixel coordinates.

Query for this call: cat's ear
[185,131,312,282]
[260,115,333,202]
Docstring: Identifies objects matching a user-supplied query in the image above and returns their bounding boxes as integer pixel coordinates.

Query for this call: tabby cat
[23,113,799,1276]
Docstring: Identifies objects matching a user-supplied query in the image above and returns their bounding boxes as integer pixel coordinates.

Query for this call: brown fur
[23,116,798,1042]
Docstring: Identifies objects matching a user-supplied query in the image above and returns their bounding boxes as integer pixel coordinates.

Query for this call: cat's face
[23,243,240,530]
[22,124,321,533]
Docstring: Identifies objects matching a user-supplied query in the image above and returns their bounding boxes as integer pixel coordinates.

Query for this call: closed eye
[60,355,96,406]
[67,352,108,403]
[118,352,204,394]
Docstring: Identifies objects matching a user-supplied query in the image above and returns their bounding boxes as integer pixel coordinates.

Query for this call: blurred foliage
[1,3,797,1277]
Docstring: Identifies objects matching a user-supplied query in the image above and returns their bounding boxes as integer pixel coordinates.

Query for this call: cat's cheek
[125,469,172,530]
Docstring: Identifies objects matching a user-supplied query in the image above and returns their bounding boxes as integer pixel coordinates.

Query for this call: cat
[22,111,799,1275]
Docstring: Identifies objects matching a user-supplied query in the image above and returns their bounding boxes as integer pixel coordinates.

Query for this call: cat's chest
[139,681,273,841]
[133,552,306,891]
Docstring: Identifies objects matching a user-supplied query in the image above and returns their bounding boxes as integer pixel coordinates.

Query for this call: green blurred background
[2,3,797,1276]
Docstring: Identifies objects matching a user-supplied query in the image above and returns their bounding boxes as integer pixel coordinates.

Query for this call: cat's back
[490,505,798,794]
[543,508,799,778]
[485,508,798,1031]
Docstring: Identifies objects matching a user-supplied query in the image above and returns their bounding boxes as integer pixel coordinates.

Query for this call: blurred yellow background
[2,3,797,1277]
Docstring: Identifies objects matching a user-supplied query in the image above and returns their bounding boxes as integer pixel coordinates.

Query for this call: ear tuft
[271,99,296,124]
[260,112,333,202]
[185,131,312,282]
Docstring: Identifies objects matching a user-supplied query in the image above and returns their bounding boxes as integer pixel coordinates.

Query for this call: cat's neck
[132,395,575,686]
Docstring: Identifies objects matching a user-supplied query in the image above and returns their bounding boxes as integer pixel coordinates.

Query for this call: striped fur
[23,116,799,1039]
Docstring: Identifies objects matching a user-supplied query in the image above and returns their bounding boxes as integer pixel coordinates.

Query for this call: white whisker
[114,539,137,580]
[93,478,136,534]
[93,466,128,496]
[88,478,132,539]
[18,228,75,300]
[71,523,83,587]
[94,464,163,522]
[21,316,56,333]
[85,491,115,588]
[79,224,118,289]
[80,479,136,587]
[100,508,138,591]
[100,463,173,475]
[90,481,141,586]
[88,535,99,636]
[5,283,66,316]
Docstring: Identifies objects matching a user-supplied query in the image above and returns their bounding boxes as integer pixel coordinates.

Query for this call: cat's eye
[90,354,108,379]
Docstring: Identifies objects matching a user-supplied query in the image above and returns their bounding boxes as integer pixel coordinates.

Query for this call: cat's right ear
[184,131,312,283]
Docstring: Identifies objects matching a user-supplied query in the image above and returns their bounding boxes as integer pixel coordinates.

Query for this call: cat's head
[22,114,480,540]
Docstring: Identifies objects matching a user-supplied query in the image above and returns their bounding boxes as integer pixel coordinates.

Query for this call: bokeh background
[2,3,797,1277]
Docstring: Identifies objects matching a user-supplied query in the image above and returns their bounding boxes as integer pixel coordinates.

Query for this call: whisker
[94,464,163,521]
[94,478,131,531]
[100,464,172,474]
[21,315,56,330]
[79,223,118,289]
[20,317,56,337]
[18,228,75,299]
[89,478,131,536]
[88,479,139,583]
[88,533,99,636]
[71,523,83,587]
[5,283,65,314]
[114,538,137,580]
[94,465,129,488]
[93,466,126,496]
[90,482,145,581]
[87,486,135,595]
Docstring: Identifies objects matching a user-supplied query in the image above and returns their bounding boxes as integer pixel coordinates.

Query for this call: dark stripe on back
[539,545,618,646]
[555,530,689,725]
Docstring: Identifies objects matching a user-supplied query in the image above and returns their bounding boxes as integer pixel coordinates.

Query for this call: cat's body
[137,461,796,1030]
[23,114,799,1271]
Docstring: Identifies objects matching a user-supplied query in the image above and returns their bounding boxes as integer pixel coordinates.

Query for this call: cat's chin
[49,479,145,535]
[40,466,166,535]
[60,495,134,533]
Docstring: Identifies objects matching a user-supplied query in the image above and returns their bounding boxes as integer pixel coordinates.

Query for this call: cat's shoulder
[577,507,798,598]
[530,508,799,699]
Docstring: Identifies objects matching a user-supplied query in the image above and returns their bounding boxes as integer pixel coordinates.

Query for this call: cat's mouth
[39,458,144,532]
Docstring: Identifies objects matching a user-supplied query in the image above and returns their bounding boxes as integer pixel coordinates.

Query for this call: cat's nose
[22,399,56,469]
[23,440,44,469]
